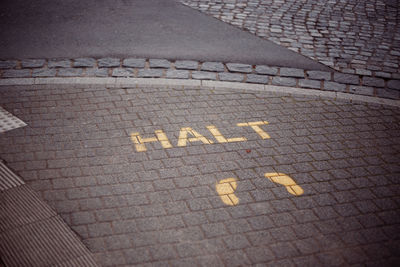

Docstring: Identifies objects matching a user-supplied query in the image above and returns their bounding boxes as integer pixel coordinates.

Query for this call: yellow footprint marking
[216,178,239,206]
[264,173,304,196]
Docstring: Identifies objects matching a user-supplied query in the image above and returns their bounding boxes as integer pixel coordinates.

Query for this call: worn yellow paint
[177,127,214,147]
[206,125,247,143]
[131,130,172,152]
[131,120,272,151]
[216,178,239,206]
[264,172,304,196]
[237,121,270,139]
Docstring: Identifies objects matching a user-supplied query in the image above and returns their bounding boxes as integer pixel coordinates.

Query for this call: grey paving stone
[307,70,331,80]
[272,77,297,87]
[32,68,57,77]
[324,81,346,91]
[73,58,96,67]
[123,58,146,68]
[280,67,305,78]
[245,247,275,263]
[0,60,17,69]
[2,69,31,78]
[149,244,177,261]
[187,198,212,211]
[201,62,224,72]
[245,74,268,84]
[176,242,204,257]
[196,255,223,266]
[182,212,208,226]
[334,73,359,85]
[192,71,217,80]
[220,250,252,266]
[67,188,89,199]
[247,215,274,230]
[226,63,252,73]
[201,222,228,238]
[137,69,163,78]
[376,88,400,99]
[342,68,356,74]
[270,242,300,258]
[112,68,134,77]
[363,77,385,87]
[21,59,46,68]
[58,68,84,77]
[104,235,131,250]
[48,59,71,68]
[174,60,199,70]
[124,248,152,264]
[355,69,372,76]
[299,79,321,89]
[205,208,231,222]
[79,198,103,211]
[218,72,244,81]
[223,235,251,250]
[255,65,278,75]
[387,80,400,90]
[98,58,120,67]
[166,69,190,79]
[349,85,374,96]
[85,68,109,77]
[87,223,113,237]
[375,71,391,78]
[71,211,96,225]
[149,59,171,68]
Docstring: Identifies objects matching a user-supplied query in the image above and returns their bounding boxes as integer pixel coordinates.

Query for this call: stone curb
[1,77,399,108]
[0,57,399,100]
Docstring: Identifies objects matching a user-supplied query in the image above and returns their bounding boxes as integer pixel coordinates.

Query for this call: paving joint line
[0,57,399,100]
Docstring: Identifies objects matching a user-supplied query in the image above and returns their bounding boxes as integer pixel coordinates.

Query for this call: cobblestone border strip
[1,77,399,108]
[0,58,399,99]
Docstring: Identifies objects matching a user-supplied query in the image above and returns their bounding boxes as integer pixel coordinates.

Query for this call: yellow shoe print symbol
[264,173,304,196]
[216,178,239,206]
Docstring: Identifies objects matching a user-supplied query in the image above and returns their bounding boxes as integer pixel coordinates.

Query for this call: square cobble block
[174,60,199,70]
[73,58,96,67]
[21,59,46,68]
[201,62,224,72]
[226,63,252,73]
[123,58,146,68]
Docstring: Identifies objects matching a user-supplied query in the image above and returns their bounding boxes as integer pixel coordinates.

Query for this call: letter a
[206,125,247,143]
[177,127,213,147]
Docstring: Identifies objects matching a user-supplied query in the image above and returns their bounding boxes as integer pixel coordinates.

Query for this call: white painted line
[116,78,201,87]
[263,85,337,99]
[202,80,264,91]
[0,78,399,107]
[33,77,116,85]
[335,92,399,106]
[0,106,27,134]
[0,78,35,86]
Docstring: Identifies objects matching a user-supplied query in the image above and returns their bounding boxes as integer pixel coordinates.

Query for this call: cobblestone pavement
[180,0,400,78]
[1,84,400,266]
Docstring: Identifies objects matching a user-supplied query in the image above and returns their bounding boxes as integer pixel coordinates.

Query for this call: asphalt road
[0,0,330,70]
